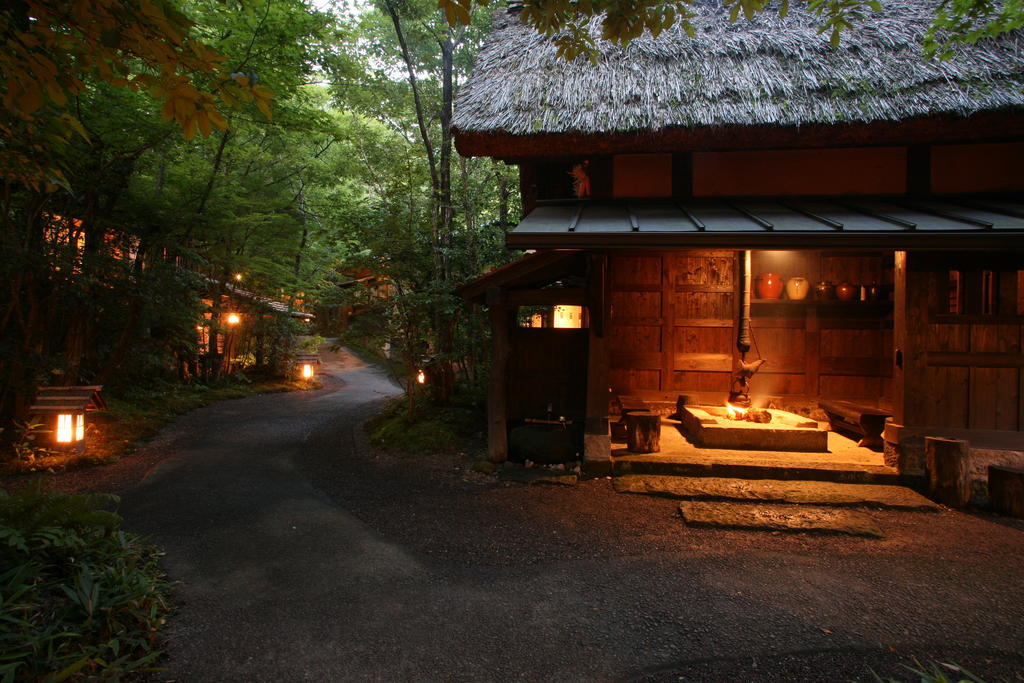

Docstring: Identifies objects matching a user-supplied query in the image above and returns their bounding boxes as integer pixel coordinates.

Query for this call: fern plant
[0,484,170,681]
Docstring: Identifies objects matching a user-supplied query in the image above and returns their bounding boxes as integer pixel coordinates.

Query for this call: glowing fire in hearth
[725,403,748,420]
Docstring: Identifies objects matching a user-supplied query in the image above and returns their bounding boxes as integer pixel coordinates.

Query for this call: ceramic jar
[756,272,784,299]
[835,282,858,301]
[814,281,834,300]
[785,277,810,301]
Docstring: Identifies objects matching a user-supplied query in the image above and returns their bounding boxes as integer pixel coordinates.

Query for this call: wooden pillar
[487,288,510,463]
[893,251,932,428]
[584,253,611,473]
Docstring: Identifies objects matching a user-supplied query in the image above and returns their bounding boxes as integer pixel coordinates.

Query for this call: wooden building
[454,0,1024,473]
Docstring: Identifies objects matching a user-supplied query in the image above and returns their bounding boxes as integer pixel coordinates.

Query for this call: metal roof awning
[507,196,1024,249]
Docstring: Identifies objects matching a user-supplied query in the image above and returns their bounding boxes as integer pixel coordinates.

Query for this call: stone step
[613,453,914,486]
[679,501,885,538]
[614,474,939,511]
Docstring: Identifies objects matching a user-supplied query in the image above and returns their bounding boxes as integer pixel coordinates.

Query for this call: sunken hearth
[678,405,829,452]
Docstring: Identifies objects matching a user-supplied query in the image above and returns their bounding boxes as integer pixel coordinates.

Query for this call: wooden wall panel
[931,142,1024,194]
[611,291,661,319]
[675,326,732,353]
[756,373,807,396]
[821,254,886,287]
[819,375,883,398]
[693,147,907,196]
[901,253,1024,432]
[507,329,587,421]
[672,371,731,392]
[610,368,661,391]
[921,366,970,428]
[611,256,661,287]
[610,325,661,352]
[969,368,1020,430]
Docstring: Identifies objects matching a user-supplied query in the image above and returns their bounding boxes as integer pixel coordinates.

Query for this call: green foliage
[365,391,486,454]
[0,484,170,681]
[2,420,53,464]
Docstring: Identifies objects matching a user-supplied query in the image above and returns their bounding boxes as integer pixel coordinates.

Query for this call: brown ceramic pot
[756,273,784,299]
[835,282,858,301]
[814,281,834,300]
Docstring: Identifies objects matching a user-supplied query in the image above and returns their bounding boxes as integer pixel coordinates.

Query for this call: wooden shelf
[752,299,893,319]
[753,298,891,307]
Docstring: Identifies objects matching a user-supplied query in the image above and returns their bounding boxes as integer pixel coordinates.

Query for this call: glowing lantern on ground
[234,273,243,281]
[552,305,583,329]
[29,386,105,452]
[417,370,426,384]
[296,354,320,381]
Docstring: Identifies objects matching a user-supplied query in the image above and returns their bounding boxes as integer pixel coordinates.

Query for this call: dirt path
[109,347,1024,681]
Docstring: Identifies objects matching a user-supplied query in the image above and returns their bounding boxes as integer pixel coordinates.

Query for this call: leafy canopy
[0,0,273,189]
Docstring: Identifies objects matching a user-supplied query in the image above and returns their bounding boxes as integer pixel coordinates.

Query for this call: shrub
[0,485,171,681]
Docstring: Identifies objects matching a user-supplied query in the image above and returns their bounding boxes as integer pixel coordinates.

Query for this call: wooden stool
[612,395,649,441]
[625,411,661,453]
[989,466,1024,518]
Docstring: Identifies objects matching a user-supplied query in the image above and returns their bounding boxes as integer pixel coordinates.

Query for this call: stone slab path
[614,474,940,511]
[680,501,886,538]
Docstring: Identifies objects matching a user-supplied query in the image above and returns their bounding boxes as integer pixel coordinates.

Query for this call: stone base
[679,405,828,452]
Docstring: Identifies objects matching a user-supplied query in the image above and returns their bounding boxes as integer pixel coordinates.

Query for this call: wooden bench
[818,399,892,449]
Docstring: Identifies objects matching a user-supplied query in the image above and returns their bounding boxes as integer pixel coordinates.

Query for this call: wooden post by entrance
[487,288,510,463]
[584,253,611,473]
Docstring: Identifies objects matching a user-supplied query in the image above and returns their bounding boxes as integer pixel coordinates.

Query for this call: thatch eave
[453,1,1024,156]
[455,109,1024,158]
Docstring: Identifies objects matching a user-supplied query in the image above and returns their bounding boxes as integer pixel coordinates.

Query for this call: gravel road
[101,347,1024,681]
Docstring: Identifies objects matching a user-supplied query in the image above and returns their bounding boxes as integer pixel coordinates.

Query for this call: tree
[0,0,273,190]
[436,0,1024,59]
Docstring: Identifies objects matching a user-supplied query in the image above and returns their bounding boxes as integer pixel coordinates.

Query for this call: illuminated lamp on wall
[295,354,321,381]
[226,312,241,325]
[417,369,426,384]
[28,386,106,453]
[552,305,583,329]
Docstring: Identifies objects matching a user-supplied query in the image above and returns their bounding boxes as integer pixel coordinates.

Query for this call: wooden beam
[505,287,586,306]
[907,144,931,196]
[673,353,732,372]
[927,352,1024,368]
[487,304,511,463]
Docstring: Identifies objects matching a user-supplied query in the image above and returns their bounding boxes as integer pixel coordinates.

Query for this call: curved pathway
[119,347,1024,681]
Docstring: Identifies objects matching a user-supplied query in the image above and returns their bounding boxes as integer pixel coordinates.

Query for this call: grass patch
[1,375,318,476]
[0,484,172,680]
[366,392,486,455]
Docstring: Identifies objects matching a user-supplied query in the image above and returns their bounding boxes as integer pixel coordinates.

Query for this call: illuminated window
[56,414,74,443]
[75,414,84,441]
[552,305,584,329]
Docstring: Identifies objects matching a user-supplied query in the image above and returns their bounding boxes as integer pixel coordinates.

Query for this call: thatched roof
[453,1,1024,142]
